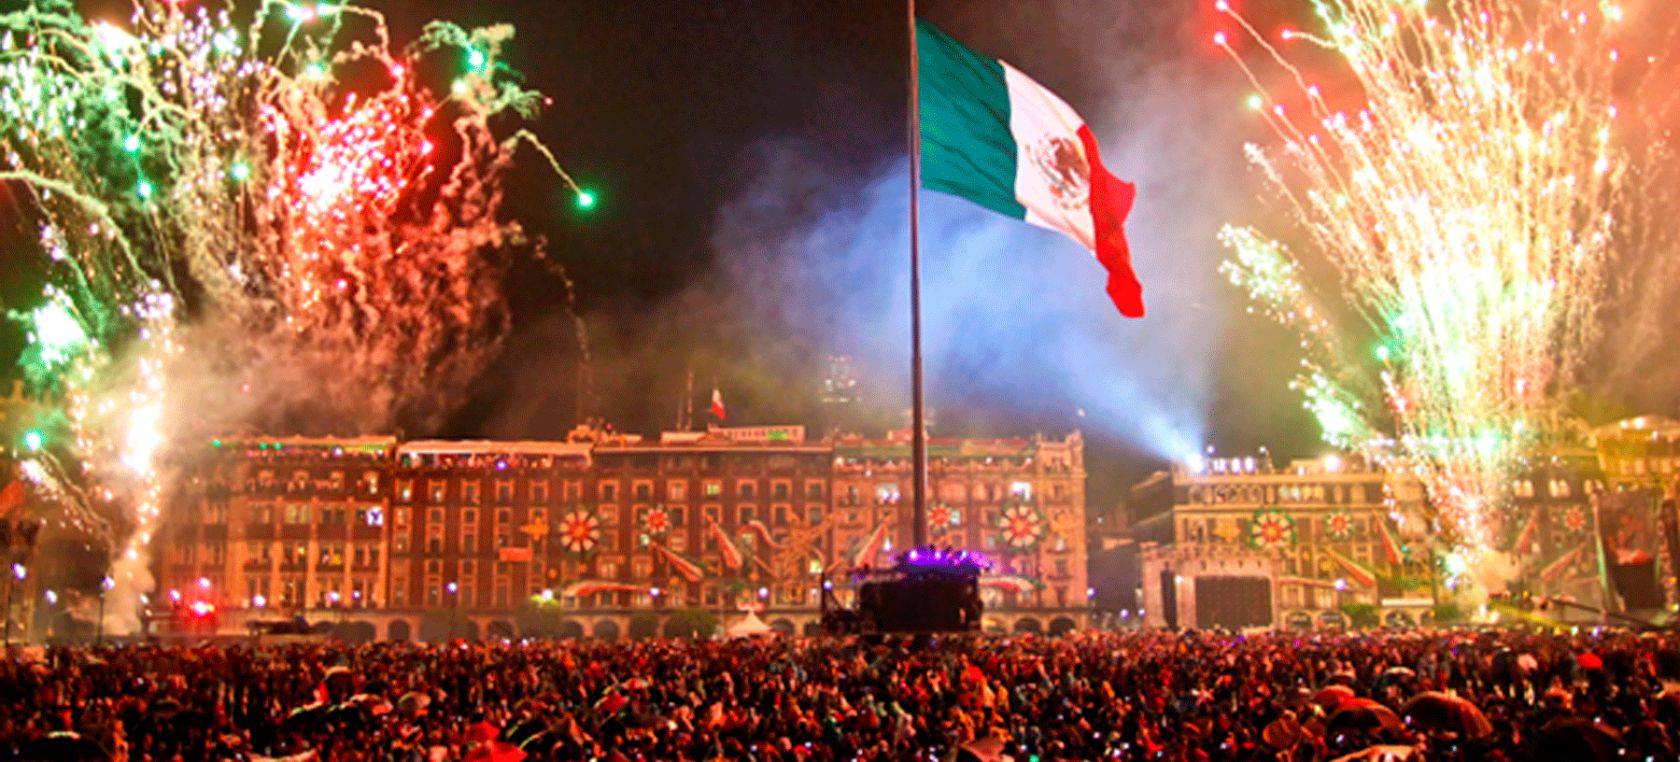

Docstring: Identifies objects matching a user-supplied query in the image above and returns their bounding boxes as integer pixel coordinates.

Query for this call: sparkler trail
[0,0,583,630]
[1214,0,1634,593]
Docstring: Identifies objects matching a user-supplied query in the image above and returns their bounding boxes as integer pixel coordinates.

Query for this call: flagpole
[907,0,929,551]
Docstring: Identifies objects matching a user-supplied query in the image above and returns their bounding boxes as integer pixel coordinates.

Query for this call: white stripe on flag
[1002,62,1096,250]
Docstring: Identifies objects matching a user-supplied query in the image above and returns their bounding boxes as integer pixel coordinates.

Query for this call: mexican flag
[652,541,708,583]
[710,388,726,421]
[1375,518,1404,566]
[1325,548,1377,588]
[1509,511,1540,557]
[744,519,785,550]
[562,580,646,598]
[1278,575,1339,589]
[979,574,1043,593]
[1539,543,1586,584]
[918,19,1143,317]
[708,519,744,571]
[849,523,891,569]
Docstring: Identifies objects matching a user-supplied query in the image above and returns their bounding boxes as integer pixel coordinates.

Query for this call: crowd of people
[2,626,1677,761]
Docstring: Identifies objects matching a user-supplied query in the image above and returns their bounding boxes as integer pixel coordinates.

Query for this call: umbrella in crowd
[20,731,111,762]
[1326,699,1405,739]
[1401,692,1493,738]
[1315,683,1357,710]
[1530,718,1624,762]
[1,629,1678,761]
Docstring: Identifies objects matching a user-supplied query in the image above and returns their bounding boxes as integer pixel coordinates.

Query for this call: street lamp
[96,576,114,645]
[445,581,460,639]
[4,563,24,646]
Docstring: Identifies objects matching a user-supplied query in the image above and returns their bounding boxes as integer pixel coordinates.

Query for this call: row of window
[840,481,1044,505]
[243,541,383,569]
[1188,482,1374,506]
[241,575,378,609]
[390,478,829,505]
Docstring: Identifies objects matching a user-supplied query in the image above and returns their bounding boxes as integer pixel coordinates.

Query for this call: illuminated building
[159,425,1089,640]
[831,430,1089,635]
[163,436,398,636]
[1593,416,1680,492]
[1133,453,1430,630]
[1504,444,1606,607]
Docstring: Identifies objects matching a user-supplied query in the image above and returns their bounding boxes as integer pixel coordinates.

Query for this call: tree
[662,608,719,639]
[1338,602,1380,629]
[418,610,464,643]
[515,604,563,639]
[628,612,660,641]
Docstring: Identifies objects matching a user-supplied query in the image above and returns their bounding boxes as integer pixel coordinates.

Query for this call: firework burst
[0,0,582,629]
[1215,0,1636,591]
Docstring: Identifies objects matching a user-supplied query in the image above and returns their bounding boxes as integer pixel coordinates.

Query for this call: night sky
[426,0,1325,509]
[4,1,1675,513]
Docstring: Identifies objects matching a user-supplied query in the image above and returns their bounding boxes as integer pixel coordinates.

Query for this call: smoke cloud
[553,2,1314,470]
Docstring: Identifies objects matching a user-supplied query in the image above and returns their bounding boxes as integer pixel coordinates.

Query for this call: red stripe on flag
[1075,125,1143,318]
[0,480,24,519]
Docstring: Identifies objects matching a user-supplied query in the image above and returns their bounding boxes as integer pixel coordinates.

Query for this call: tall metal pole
[907,0,929,551]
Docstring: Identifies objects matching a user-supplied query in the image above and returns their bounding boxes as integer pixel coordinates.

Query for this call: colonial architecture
[1130,431,1655,629]
[156,425,1090,641]
[164,435,398,626]
[1593,416,1680,492]
[831,430,1089,634]
[1131,453,1433,629]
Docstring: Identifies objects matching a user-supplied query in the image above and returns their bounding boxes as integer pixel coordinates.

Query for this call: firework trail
[1214,0,1640,593]
[0,0,583,630]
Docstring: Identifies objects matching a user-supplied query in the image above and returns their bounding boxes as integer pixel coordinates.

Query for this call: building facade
[1132,436,1642,629]
[1132,453,1432,629]
[156,426,1090,640]
[831,430,1089,635]
[1594,416,1680,492]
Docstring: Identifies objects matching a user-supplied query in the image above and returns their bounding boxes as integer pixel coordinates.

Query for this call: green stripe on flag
[916,19,1025,220]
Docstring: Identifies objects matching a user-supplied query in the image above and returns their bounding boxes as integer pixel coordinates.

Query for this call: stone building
[1594,416,1680,492]
[155,425,1091,640]
[1132,452,1430,629]
[163,436,398,634]
[831,430,1089,635]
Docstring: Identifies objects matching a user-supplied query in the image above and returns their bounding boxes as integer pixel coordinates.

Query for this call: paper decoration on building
[1323,511,1356,542]
[996,502,1047,551]
[556,509,601,555]
[929,503,956,529]
[1247,507,1297,550]
[1561,505,1589,535]
[642,505,670,537]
